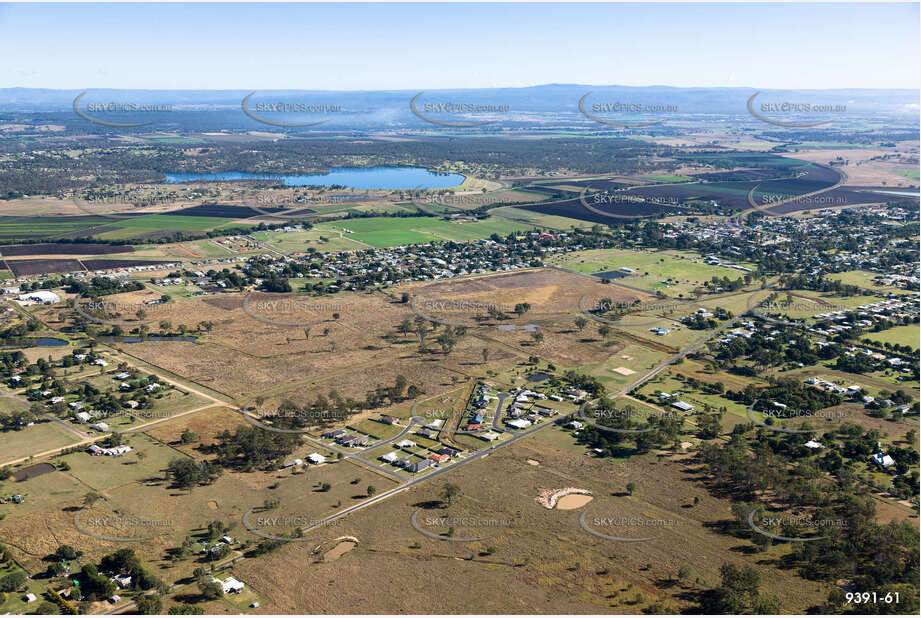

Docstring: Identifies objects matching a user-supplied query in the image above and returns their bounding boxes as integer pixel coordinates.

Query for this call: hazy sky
[1,2,918,90]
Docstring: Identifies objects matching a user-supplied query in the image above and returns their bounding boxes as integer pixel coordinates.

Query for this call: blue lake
[32,337,69,347]
[164,167,465,190]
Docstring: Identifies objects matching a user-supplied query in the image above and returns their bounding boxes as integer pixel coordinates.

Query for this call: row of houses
[379,444,462,473]
[321,428,370,447]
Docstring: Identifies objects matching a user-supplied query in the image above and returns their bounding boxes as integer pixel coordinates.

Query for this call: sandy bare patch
[314,536,359,562]
[207,500,218,510]
[613,366,636,376]
[536,487,592,510]
[680,441,694,450]
[556,494,594,510]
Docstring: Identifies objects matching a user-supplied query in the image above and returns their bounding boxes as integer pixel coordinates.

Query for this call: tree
[35,601,61,615]
[135,594,162,615]
[180,429,199,444]
[514,303,531,318]
[626,481,637,495]
[481,348,489,364]
[0,571,25,592]
[574,316,588,332]
[197,580,223,601]
[441,483,461,507]
[367,485,377,497]
[169,604,206,614]
[83,491,103,508]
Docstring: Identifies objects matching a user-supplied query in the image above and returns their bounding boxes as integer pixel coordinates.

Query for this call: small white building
[213,576,245,594]
[18,290,60,304]
[307,453,326,465]
[871,452,895,467]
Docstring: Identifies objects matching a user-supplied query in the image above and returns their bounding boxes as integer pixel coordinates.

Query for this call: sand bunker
[207,500,219,510]
[613,367,636,376]
[536,487,593,510]
[526,459,540,466]
[680,441,694,450]
[556,494,594,509]
[314,535,359,561]
[325,540,356,561]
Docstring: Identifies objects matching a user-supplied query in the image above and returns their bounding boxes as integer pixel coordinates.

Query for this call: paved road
[491,392,509,430]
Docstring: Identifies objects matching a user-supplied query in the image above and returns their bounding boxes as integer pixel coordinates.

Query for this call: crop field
[92,214,239,240]
[0,242,132,257]
[0,215,114,240]
[5,257,85,275]
[488,205,596,230]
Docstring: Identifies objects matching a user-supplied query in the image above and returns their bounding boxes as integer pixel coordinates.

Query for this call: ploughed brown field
[5,257,85,276]
[0,242,133,257]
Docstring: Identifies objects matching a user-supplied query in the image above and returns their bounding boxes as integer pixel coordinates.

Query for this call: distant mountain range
[0,85,916,130]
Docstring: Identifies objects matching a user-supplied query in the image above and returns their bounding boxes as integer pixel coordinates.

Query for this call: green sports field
[312,216,536,248]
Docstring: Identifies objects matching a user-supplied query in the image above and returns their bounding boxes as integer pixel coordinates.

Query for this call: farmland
[0,69,917,616]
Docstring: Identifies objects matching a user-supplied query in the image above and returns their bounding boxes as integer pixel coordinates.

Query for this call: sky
[1,2,918,90]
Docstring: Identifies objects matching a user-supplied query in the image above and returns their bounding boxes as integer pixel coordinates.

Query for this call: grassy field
[642,174,693,182]
[60,432,183,492]
[827,270,908,294]
[574,342,670,392]
[0,420,79,463]
[312,216,535,248]
[868,324,921,350]
[551,249,751,298]
[252,228,372,252]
